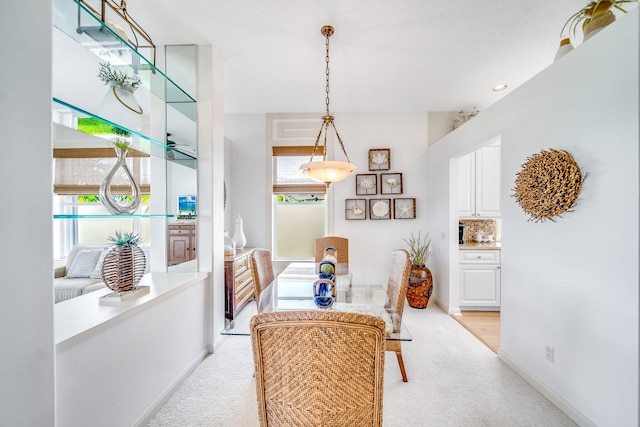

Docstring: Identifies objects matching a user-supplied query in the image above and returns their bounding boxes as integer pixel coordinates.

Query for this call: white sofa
[54,244,150,303]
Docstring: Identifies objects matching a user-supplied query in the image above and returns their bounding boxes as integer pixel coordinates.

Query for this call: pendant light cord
[325,32,331,116]
[308,26,351,164]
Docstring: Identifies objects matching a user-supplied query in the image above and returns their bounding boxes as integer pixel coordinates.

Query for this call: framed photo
[345,199,367,220]
[368,148,391,171]
[380,173,403,194]
[355,173,378,195]
[369,198,391,220]
[393,198,416,219]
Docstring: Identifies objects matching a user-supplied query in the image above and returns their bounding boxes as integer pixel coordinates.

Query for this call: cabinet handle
[476,256,482,259]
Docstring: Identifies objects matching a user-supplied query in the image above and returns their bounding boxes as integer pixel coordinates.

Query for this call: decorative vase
[406,265,433,309]
[318,260,336,280]
[101,245,146,292]
[224,231,236,256]
[233,215,247,249]
[584,1,616,40]
[99,147,141,214]
[322,246,337,263]
[313,278,335,309]
[99,84,143,131]
[553,38,574,62]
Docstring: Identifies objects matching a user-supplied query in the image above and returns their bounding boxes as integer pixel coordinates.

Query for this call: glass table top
[222,262,412,341]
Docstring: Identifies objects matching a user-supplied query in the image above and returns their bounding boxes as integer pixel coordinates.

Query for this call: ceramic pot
[406,265,433,309]
[99,84,143,131]
[233,215,247,249]
[318,260,336,279]
[553,38,574,62]
[584,1,616,40]
[313,279,335,309]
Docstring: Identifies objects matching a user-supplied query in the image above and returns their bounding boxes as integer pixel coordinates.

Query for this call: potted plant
[101,230,146,292]
[403,231,433,309]
[98,62,142,89]
[561,1,638,42]
[97,62,144,116]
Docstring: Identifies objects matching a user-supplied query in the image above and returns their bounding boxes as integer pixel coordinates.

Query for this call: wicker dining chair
[250,249,275,297]
[250,310,386,427]
[314,236,349,263]
[385,249,412,382]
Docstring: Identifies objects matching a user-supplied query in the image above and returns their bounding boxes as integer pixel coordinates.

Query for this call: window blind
[272,146,326,194]
[53,148,151,195]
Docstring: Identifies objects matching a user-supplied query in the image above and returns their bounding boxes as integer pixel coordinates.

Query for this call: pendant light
[300,25,356,186]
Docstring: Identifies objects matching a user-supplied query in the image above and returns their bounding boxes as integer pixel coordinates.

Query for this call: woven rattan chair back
[314,236,349,263]
[250,249,275,297]
[250,310,386,427]
[385,249,411,382]
[386,249,411,319]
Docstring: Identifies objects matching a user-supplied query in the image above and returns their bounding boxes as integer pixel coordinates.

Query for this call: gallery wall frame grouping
[347,148,417,220]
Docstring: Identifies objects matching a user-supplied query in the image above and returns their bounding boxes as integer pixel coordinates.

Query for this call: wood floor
[452,311,500,353]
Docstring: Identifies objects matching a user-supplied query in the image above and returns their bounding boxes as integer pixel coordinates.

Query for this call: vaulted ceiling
[127,0,616,114]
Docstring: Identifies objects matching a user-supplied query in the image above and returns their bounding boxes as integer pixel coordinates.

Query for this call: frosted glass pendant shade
[300,160,356,185]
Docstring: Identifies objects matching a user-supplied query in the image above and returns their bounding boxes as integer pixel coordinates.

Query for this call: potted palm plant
[101,230,146,292]
[403,231,433,309]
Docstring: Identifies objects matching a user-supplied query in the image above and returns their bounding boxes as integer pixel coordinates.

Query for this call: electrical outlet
[545,345,554,363]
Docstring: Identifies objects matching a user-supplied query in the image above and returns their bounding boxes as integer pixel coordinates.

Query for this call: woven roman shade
[272,146,326,194]
[53,148,151,195]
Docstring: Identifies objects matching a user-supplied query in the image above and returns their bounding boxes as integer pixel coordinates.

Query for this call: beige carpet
[147,304,576,427]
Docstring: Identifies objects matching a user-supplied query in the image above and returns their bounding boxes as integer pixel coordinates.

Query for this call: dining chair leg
[396,351,408,382]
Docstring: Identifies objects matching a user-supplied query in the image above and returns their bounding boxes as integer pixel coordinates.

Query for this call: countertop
[459,241,501,250]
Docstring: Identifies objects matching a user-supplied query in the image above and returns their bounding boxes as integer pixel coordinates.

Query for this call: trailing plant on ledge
[561,0,638,40]
[98,62,141,90]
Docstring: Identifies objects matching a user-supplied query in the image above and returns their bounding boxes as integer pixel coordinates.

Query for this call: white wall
[0,2,56,425]
[224,114,269,247]
[55,279,208,427]
[196,45,226,348]
[225,112,429,283]
[427,10,638,426]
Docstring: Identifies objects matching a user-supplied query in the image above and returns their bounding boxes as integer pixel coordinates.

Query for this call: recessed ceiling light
[492,84,508,92]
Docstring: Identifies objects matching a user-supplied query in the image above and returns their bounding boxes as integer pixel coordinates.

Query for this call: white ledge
[55,271,209,348]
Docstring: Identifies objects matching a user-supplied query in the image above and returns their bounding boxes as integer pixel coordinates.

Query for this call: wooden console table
[224,248,255,324]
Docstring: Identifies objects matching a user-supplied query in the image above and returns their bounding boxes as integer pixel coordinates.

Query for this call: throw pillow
[90,248,110,279]
[66,249,103,278]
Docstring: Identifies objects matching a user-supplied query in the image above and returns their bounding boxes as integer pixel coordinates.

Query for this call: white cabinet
[459,250,501,309]
[457,142,501,218]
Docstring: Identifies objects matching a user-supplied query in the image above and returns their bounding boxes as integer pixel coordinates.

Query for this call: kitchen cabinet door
[475,143,501,217]
[460,264,501,308]
[457,142,501,218]
[457,151,475,218]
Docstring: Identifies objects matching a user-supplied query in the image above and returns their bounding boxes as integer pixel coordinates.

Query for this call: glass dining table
[222,262,412,342]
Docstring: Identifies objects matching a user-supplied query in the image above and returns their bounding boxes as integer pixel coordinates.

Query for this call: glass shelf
[54,214,175,219]
[53,97,196,167]
[53,0,196,114]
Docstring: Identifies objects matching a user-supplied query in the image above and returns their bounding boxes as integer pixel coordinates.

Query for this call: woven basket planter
[101,245,146,292]
[406,265,433,309]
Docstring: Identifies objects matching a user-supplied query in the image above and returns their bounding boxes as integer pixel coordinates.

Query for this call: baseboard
[134,348,209,427]
[499,349,596,427]
[432,297,461,315]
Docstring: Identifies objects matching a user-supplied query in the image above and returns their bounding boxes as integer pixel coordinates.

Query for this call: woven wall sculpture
[512,148,586,222]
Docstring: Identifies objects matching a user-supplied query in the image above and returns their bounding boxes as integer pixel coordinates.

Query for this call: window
[272,146,327,260]
[52,147,152,259]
